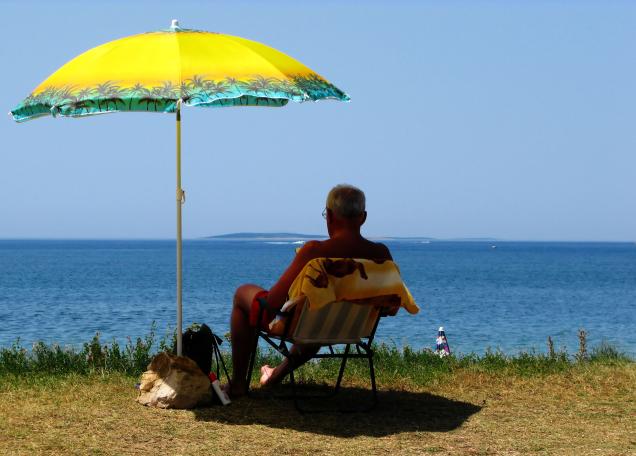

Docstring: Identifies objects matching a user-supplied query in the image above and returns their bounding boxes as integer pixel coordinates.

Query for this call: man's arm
[266,241,321,309]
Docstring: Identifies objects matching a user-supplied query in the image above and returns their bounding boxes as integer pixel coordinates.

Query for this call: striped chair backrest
[289,297,396,345]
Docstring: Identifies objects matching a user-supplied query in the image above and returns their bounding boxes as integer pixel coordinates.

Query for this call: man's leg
[229,283,264,397]
[260,343,320,386]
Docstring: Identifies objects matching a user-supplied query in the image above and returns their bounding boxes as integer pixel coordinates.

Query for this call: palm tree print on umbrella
[243,76,279,97]
[126,83,146,110]
[11,74,347,121]
[69,88,96,114]
[93,81,125,112]
[203,80,230,102]
[136,86,157,112]
[179,75,206,104]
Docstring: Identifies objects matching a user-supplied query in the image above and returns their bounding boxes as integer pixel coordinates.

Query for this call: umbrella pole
[176,100,183,356]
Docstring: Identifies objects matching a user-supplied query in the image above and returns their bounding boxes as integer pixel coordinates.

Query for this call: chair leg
[262,342,378,413]
[289,367,303,413]
[367,350,378,410]
[334,344,350,394]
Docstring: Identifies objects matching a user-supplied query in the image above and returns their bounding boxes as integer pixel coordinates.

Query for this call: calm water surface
[0,240,634,356]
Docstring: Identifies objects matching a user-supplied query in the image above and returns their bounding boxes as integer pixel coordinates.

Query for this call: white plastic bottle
[208,372,231,405]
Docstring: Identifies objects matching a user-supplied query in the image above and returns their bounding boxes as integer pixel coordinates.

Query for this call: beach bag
[137,352,213,409]
[136,324,231,409]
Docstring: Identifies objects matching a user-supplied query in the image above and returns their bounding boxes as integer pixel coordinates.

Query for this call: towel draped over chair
[287,258,419,314]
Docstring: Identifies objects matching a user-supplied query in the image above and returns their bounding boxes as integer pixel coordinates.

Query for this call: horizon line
[0,236,634,243]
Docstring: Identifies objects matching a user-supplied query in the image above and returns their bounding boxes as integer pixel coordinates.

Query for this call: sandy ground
[1,364,634,455]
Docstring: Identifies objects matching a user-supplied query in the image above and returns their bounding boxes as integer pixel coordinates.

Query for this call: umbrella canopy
[11,20,349,121]
[10,20,349,354]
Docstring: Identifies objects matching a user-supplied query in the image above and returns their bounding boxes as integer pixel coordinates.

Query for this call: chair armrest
[267,295,306,337]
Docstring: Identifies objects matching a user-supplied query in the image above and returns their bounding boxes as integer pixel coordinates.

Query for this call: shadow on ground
[193,384,482,437]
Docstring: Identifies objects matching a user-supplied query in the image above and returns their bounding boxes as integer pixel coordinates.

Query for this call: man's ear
[360,211,367,226]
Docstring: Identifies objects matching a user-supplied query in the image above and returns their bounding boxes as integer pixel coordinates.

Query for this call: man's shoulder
[299,238,392,262]
[298,239,327,257]
[370,240,393,260]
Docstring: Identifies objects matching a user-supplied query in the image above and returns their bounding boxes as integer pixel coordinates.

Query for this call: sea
[1,240,635,356]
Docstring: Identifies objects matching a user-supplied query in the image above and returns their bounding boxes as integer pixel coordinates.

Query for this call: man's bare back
[266,234,392,310]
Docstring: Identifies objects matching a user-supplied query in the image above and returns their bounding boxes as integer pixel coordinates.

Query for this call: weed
[547,336,555,358]
[577,328,588,362]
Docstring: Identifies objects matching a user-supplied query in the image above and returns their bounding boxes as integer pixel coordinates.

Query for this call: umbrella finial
[170,19,181,30]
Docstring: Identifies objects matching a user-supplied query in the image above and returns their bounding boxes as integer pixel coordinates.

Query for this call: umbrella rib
[221,35,311,101]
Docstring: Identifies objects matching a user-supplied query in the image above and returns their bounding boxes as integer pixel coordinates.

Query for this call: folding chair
[246,293,400,413]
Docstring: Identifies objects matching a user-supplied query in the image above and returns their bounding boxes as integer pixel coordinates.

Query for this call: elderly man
[227,184,392,397]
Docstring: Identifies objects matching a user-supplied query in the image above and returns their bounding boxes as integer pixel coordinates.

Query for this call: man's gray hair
[326,184,366,218]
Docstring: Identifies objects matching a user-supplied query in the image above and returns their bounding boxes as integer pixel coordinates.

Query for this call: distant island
[203,232,499,242]
[204,232,326,241]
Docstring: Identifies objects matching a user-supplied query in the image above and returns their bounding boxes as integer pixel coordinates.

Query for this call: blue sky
[1,0,635,241]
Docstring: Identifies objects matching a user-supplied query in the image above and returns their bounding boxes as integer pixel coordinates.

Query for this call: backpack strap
[210,329,231,389]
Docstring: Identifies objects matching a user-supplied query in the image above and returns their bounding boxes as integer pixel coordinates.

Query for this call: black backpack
[182,323,230,384]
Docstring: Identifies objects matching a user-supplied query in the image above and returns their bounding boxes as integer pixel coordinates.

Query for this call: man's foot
[222,381,247,399]
[260,364,275,386]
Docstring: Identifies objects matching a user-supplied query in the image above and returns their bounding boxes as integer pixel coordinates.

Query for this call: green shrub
[1,326,632,384]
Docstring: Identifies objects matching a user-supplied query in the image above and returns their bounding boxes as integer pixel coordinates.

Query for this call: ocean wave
[264,240,307,245]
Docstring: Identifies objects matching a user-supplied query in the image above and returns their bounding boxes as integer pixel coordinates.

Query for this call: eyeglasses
[322,208,327,219]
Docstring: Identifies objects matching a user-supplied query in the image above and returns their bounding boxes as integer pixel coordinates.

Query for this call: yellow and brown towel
[287,258,419,314]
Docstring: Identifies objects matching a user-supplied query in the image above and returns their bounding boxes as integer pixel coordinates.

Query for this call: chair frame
[246,296,394,413]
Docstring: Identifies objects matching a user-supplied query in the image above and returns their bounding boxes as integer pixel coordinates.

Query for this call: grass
[1,331,634,455]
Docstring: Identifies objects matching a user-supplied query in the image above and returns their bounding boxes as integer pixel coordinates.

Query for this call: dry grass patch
[1,363,634,456]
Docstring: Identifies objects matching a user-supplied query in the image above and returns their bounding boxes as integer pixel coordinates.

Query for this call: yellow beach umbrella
[10,20,349,355]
